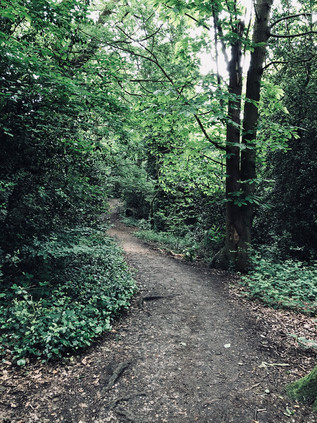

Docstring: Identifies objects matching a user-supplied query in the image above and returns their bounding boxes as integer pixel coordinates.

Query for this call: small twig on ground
[105,361,131,391]
[254,408,267,420]
[138,294,177,308]
[245,382,261,391]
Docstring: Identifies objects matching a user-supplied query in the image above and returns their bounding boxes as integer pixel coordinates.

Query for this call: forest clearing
[0,0,316,421]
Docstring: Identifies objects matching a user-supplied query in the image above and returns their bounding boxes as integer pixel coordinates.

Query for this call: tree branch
[141,45,177,87]
[194,115,227,151]
[225,0,235,31]
[263,55,316,70]
[270,13,312,29]
[109,14,228,153]
[114,77,145,98]
[139,25,163,42]
[212,6,221,86]
[116,22,163,44]
[201,153,225,167]
[269,30,317,39]
[183,12,210,30]
[115,25,176,87]
[163,4,210,30]
[129,79,167,83]
[211,6,229,66]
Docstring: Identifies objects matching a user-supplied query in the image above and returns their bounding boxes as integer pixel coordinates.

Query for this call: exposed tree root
[115,406,139,422]
[105,361,131,391]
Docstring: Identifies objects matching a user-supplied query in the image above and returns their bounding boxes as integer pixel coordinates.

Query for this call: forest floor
[1,202,317,423]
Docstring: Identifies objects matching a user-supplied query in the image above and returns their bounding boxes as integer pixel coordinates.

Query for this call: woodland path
[0,205,316,422]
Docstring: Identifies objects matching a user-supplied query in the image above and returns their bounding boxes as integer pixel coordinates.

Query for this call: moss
[287,366,317,411]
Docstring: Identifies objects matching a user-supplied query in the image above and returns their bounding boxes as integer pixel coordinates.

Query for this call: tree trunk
[211,21,244,270]
[287,365,317,411]
[211,22,244,269]
[239,0,273,270]
[213,0,273,271]
[224,20,244,269]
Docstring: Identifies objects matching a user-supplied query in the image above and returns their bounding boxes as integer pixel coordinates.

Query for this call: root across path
[0,215,316,422]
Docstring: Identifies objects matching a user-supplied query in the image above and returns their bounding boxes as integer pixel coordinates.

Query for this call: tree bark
[211,19,245,270]
[287,365,317,410]
[223,20,244,269]
[239,0,273,270]
[212,0,273,271]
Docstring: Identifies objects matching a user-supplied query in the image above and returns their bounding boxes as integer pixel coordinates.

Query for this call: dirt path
[0,214,316,422]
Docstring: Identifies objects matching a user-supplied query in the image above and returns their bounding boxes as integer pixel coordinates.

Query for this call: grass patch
[0,227,137,364]
[240,257,317,314]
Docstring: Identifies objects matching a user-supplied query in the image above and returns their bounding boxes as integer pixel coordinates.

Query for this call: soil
[0,203,316,422]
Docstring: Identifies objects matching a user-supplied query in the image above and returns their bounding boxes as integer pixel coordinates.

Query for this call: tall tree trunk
[212,20,244,270]
[224,21,244,268]
[239,0,273,270]
[213,0,273,271]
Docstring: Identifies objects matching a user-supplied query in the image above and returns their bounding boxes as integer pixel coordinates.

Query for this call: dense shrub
[0,227,137,364]
[0,0,138,365]
[253,44,317,262]
[142,188,225,262]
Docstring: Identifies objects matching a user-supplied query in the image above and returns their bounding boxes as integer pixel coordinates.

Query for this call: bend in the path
[105,219,312,423]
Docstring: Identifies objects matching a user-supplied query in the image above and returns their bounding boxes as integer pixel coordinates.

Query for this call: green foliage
[240,256,317,314]
[136,216,225,262]
[1,0,315,372]
[253,4,317,262]
[136,228,200,260]
[0,0,136,364]
[289,334,317,350]
[119,164,154,219]
[0,0,127,254]
[0,228,137,363]
[0,0,138,364]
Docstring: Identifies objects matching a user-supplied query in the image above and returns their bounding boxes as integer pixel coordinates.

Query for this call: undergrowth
[135,229,200,261]
[0,227,137,365]
[240,256,317,314]
[123,215,223,262]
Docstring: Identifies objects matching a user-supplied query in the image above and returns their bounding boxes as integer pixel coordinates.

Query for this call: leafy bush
[240,256,317,314]
[0,227,137,364]
[0,0,138,365]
